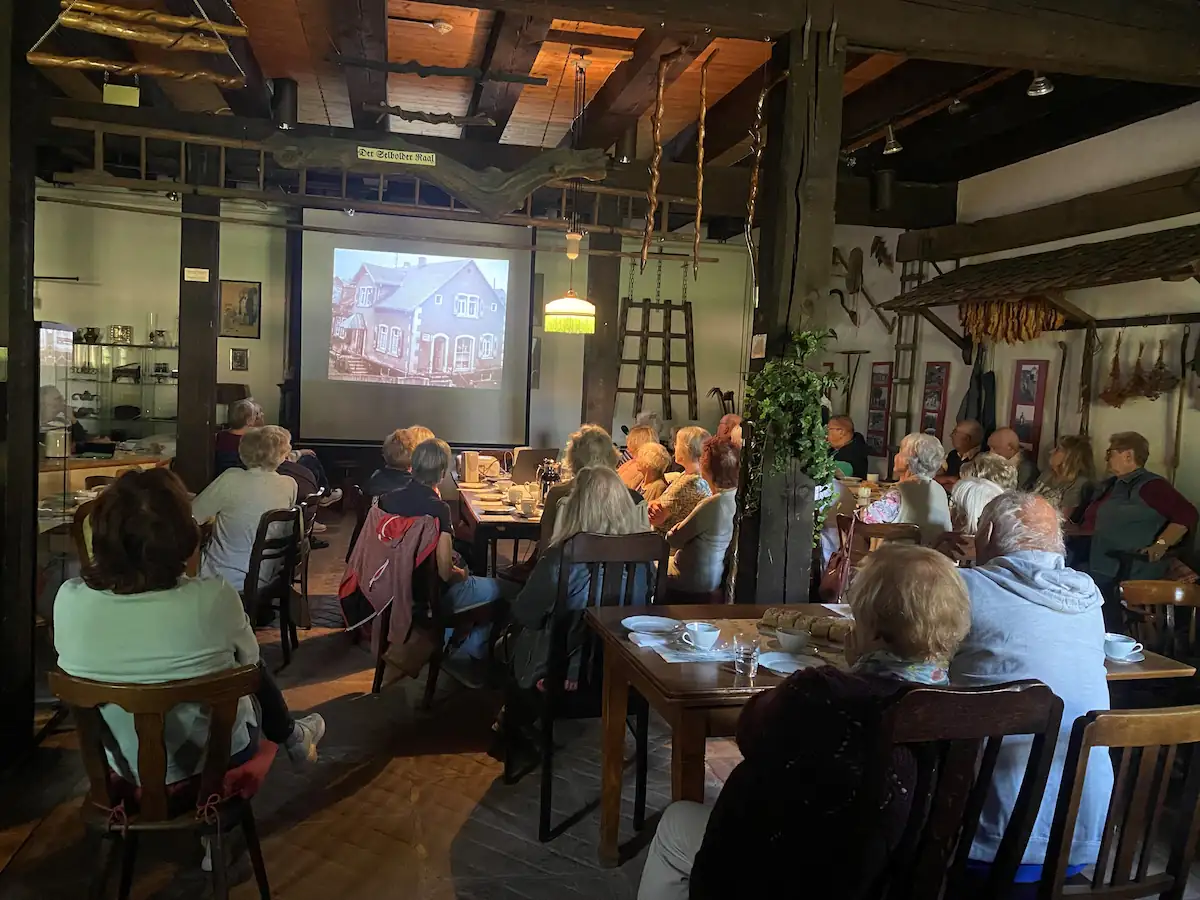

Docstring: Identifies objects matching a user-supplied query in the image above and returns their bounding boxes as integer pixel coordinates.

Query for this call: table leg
[599,652,629,867]
[671,710,707,803]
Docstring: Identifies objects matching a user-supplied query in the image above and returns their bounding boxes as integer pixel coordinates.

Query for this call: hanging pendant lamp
[544,287,596,334]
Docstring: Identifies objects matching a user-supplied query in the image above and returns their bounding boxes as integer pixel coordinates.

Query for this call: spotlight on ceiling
[1027,72,1054,97]
[882,124,903,156]
[947,97,969,115]
[388,15,453,34]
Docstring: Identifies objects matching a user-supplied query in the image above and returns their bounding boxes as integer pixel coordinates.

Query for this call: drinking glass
[733,632,760,677]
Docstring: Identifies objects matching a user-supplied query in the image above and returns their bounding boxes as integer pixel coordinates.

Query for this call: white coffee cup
[679,622,720,651]
[1104,632,1143,659]
[520,497,536,517]
[866,473,880,483]
[508,485,524,505]
[857,486,872,500]
[777,627,810,654]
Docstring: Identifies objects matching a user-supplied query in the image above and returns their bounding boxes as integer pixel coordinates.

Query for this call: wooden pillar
[280,210,302,436]
[735,26,846,605]
[0,0,40,765]
[581,201,623,431]
[174,147,221,492]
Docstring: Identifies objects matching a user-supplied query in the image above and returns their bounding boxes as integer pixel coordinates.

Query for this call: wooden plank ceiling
[26,0,1200,186]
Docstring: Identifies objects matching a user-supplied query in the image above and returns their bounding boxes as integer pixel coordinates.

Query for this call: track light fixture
[1027,72,1054,97]
[882,124,902,156]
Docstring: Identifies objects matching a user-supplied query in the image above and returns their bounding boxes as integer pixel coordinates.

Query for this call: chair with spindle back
[48,665,272,900]
[369,551,451,712]
[503,531,670,843]
[241,507,303,669]
[1119,580,1200,660]
[292,488,325,629]
[1038,706,1200,899]
[859,680,1063,900]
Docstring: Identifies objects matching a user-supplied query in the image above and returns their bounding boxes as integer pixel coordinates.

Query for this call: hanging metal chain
[28,0,80,54]
[191,0,247,79]
[655,254,663,303]
[626,255,635,301]
[681,262,688,304]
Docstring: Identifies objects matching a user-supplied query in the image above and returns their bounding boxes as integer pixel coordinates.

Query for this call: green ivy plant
[742,330,843,541]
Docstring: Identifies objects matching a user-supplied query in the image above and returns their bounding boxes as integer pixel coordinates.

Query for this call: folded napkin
[629,631,735,663]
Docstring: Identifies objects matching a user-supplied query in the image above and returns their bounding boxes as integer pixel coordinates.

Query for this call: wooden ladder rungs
[616,388,693,396]
[620,359,689,367]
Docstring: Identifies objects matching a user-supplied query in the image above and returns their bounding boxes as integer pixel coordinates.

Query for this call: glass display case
[68,337,179,446]
[38,321,76,540]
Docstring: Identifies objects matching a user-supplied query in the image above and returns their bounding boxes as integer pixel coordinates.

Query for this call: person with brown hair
[649,426,713,533]
[618,423,660,489]
[1032,434,1096,516]
[53,468,325,785]
[666,437,740,597]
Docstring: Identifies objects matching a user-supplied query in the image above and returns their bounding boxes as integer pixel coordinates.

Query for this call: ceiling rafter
[160,0,271,117]
[332,0,388,132]
[466,11,552,142]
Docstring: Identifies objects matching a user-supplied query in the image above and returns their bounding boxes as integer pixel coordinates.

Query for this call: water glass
[733,633,760,677]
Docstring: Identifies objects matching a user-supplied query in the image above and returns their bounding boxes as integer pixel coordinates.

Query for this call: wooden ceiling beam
[333,0,388,132]
[160,0,270,118]
[544,29,636,53]
[428,0,1200,86]
[467,12,552,143]
[563,26,712,151]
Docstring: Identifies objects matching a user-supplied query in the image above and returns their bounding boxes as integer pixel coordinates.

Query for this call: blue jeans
[444,575,510,659]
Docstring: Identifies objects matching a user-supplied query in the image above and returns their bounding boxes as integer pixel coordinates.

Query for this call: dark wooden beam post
[174,147,221,493]
[0,0,39,766]
[280,209,302,436]
[468,12,551,143]
[581,200,623,431]
[335,0,389,132]
[735,26,845,605]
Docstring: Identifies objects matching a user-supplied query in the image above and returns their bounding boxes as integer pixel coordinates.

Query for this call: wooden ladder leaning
[889,258,927,470]
[616,294,699,422]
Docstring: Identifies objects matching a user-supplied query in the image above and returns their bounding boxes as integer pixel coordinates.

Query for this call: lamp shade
[544,290,596,334]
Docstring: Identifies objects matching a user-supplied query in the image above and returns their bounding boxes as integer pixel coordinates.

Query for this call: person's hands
[298,448,316,457]
[450,565,469,584]
[648,501,666,526]
[1142,541,1169,563]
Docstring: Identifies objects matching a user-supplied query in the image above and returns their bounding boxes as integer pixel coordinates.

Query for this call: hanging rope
[693,49,717,280]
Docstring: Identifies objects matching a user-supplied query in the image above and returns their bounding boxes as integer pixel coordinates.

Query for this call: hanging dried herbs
[1145,339,1180,400]
[1099,332,1127,408]
[1126,341,1149,398]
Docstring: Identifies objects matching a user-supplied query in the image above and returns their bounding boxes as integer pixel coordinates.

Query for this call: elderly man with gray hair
[951,491,1112,886]
[858,432,951,544]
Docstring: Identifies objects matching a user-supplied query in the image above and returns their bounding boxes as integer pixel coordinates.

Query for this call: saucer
[1106,651,1146,664]
[621,615,681,635]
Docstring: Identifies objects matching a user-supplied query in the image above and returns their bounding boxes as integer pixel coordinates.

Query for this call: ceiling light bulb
[1027,72,1054,97]
[430,18,453,34]
[565,231,583,261]
[882,124,903,156]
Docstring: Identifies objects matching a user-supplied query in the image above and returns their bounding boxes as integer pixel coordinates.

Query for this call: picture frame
[867,361,893,458]
[921,361,951,440]
[229,347,249,372]
[1009,359,1049,453]
[219,280,262,339]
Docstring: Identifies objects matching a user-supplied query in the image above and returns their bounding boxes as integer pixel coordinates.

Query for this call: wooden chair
[242,507,303,669]
[84,475,115,490]
[48,665,271,900]
[369,551,450,712]
[1119,580,1200,660]
[71,499,97,566]
[293,488,326,629]
[1039,706,1200,899]
[861,679,1064,900]
[503,531,671,843]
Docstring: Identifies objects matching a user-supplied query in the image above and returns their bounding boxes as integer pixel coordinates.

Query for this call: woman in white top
[193,425,297,592]
[667,436,740,597]
[53,468,324,784]
[649,426,712,534]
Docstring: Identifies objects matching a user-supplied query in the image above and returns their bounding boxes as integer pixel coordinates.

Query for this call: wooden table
[586,603,1196,865]
[456,485,541,575]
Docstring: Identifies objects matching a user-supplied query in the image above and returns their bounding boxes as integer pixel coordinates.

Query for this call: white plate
[621,615,681,635]
[759,651,816,676]
[457,482,490,490]
[1107,651,1146,664]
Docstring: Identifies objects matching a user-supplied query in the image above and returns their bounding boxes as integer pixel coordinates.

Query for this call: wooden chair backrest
[836,514,923,566]
[548,532,671,691]
[1039,706,1200,899]
[1119,580,1200,658]
[863,680,1064,900]
[48,665,261,822]
[298,487,326,538]
[241,506,302,603]
[72,499,97,567]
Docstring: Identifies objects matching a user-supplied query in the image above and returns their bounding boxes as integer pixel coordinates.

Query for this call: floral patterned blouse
[652,473,711,533]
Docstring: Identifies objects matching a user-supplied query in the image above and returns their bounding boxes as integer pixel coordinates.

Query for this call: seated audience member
[639,545,971,900]
[1077,431,1198,594]
[367,425,435,499]
[716,413,743,449]
[380,438,513,680]
[508,466,653,691]
[214,398,263,476]
[667,437,739,598]
[934,477,1004,563]
[636,441,673,503]
[41,385,89,450]
[987,426,1040,489]
[618,424,659,489]
[193,425,298,592]
[945,419,984,477]
[960,450,1020,490]
[541,425,649,548]
[826,415,869,479]
[951,492,1112,883]
[54,469,325,785]
[1033,434,1095,517]
[649,426,712,534]
[858,432,951,544]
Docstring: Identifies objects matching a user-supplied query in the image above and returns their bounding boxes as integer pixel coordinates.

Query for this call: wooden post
[280,210,302,436]
[174,146,221,492]
[735,26,845,605]
[0,0,40,765]
[581,198,623,431]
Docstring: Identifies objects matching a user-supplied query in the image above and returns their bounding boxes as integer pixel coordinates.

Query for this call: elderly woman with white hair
[934,476,1006,564]
[649,425,713,534]
[858,432,951,544]
[193,425,298,592]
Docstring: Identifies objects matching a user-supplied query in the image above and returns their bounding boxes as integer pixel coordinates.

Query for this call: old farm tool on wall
[1171,325,1191,485]
[1052,340,1068,443]
[830,289,858,326]
[642,48,684,272]
[833,247,894,333]
[692,49,718,279]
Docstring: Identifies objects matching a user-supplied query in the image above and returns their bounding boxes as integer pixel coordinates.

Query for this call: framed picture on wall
[219,280,262,339]
[866,361,893,458]
[1009,359,1049,453]
[921,362,951,439]
[229,348,249,372]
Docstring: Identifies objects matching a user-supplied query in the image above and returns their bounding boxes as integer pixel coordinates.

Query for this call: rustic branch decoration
[745,70,788,297]
[331,55,548,86]
[693,49,717,280]
[366,103,496,128]
[26,52,245,88]
[59,11,230,54]
[267,134,610,220]
[58,1,248,37]
[642,49,682,272]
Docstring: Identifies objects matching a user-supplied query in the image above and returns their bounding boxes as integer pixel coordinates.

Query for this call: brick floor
[0,510,737,900]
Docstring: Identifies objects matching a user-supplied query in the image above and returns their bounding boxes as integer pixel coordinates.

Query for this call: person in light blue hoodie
[950,491,1113,884]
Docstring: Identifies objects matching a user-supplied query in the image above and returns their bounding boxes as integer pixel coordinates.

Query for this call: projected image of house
[329,250,509,389]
